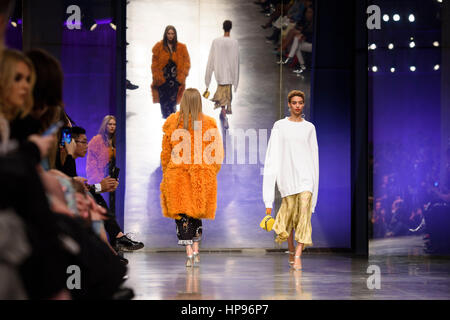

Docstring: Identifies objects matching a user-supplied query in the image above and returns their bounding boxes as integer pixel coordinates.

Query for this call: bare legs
[185,242,200,267]
[192,241,199,255]
[294,243,303,270]
[220,106,229,129]
[186,244,193,257]
[288,229,303,270]
[288,230,295,264]
[185,242,199,256]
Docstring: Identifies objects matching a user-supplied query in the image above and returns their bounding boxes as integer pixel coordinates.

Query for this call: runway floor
[123,251,450,300]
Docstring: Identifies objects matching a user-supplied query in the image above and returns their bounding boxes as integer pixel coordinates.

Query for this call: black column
[22,0,64,58]
[311,0,368,255]
[352,0,369,257]
[114,0,126,230]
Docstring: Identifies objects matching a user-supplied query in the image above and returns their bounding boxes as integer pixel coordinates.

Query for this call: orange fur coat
[151,41,191,104]
[160,112,224,220]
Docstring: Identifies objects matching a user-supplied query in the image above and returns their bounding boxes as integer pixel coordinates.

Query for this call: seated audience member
[0,45,131,298]
[87,115,144,252]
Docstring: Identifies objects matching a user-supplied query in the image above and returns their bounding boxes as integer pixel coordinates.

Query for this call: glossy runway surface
[123,252,450,300]
[125,0,314,249]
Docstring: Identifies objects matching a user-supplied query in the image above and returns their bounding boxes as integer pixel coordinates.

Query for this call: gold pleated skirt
[273,191,313,249]
[211,84,232,109]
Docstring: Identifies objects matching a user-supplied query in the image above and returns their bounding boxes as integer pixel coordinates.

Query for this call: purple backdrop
[60,23,117,179]
[5,19,22,50]
[368,0,450,254]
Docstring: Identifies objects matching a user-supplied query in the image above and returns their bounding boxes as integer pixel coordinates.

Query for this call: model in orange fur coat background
[151,25,191,119]
[160,88,223,266]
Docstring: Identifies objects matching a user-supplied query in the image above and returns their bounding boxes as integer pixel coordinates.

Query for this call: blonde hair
[287,90,305,103]
[177,88,203,130]
[98,115,116,147]
[0,49,36,121]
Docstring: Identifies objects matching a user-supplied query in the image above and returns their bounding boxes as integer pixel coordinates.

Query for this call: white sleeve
[205,40,215,88]
[263,123,281,209]
[233,41,239,92]
[309,125,319,213]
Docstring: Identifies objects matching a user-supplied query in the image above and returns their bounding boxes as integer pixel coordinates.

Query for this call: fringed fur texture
[86,134,110,184]
[151,41,191,104]
[160,112,223,220]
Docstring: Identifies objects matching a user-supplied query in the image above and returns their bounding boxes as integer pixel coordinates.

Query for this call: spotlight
[410,66,416,72]
[437,0,442,3]
[110,22,117,30]
[390,67,396,73]
[10,20,17,28]
[383,14,390,22]
[433,41,440,47]
[409,41,416,48]
[393,14,400,21]
[434,64,440,71]
[408,14,415,22]
[372,66,378,72]
[388,43,394,50]
[90,23,98,31]
[369,43,377,50]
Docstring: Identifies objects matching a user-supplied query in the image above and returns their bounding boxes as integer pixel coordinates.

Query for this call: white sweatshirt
[263,118,319,213]
[205,36,239,91]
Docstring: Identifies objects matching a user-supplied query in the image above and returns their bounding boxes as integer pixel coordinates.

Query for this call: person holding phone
[87,115,144,251]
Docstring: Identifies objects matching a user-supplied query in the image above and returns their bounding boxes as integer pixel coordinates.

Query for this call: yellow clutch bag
[203,89,210,99]
[260,215,275,232]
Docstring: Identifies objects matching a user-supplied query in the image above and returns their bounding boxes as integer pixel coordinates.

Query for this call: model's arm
[161,118,175,172]
[233,41,240,92]
[161,132,172,172]
[177,44,191,85]
[309,125,319,213]
[151,44,164,86]
[263,123,280,209]
[203,118,224,173]
[205,41,215,88]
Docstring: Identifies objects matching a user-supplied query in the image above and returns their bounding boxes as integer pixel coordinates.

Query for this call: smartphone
[61,127,72,147]
[42,121,64,136]
[111,167,120,180]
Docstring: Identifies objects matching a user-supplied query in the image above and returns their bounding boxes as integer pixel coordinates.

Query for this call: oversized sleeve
[204,117,224,174]
[262,123,281,209]
[233,40,239,92]
[151,43,164,87]
[205,40,215,88]
[86,137,103,184]
[160,119,173,172]
[176,44,191,85]
[309,125,319,213]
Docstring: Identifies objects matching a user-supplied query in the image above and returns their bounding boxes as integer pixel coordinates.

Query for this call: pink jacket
[86,134,110,184]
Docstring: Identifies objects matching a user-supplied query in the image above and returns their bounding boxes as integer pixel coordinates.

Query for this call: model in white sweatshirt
[205,20,239,130]
[262,90,319,270]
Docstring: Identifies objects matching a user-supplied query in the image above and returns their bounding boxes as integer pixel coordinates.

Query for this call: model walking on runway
[263,90,319,270]
[205,20,239,129]
[160,88,223,267]
[151,25,191,119]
